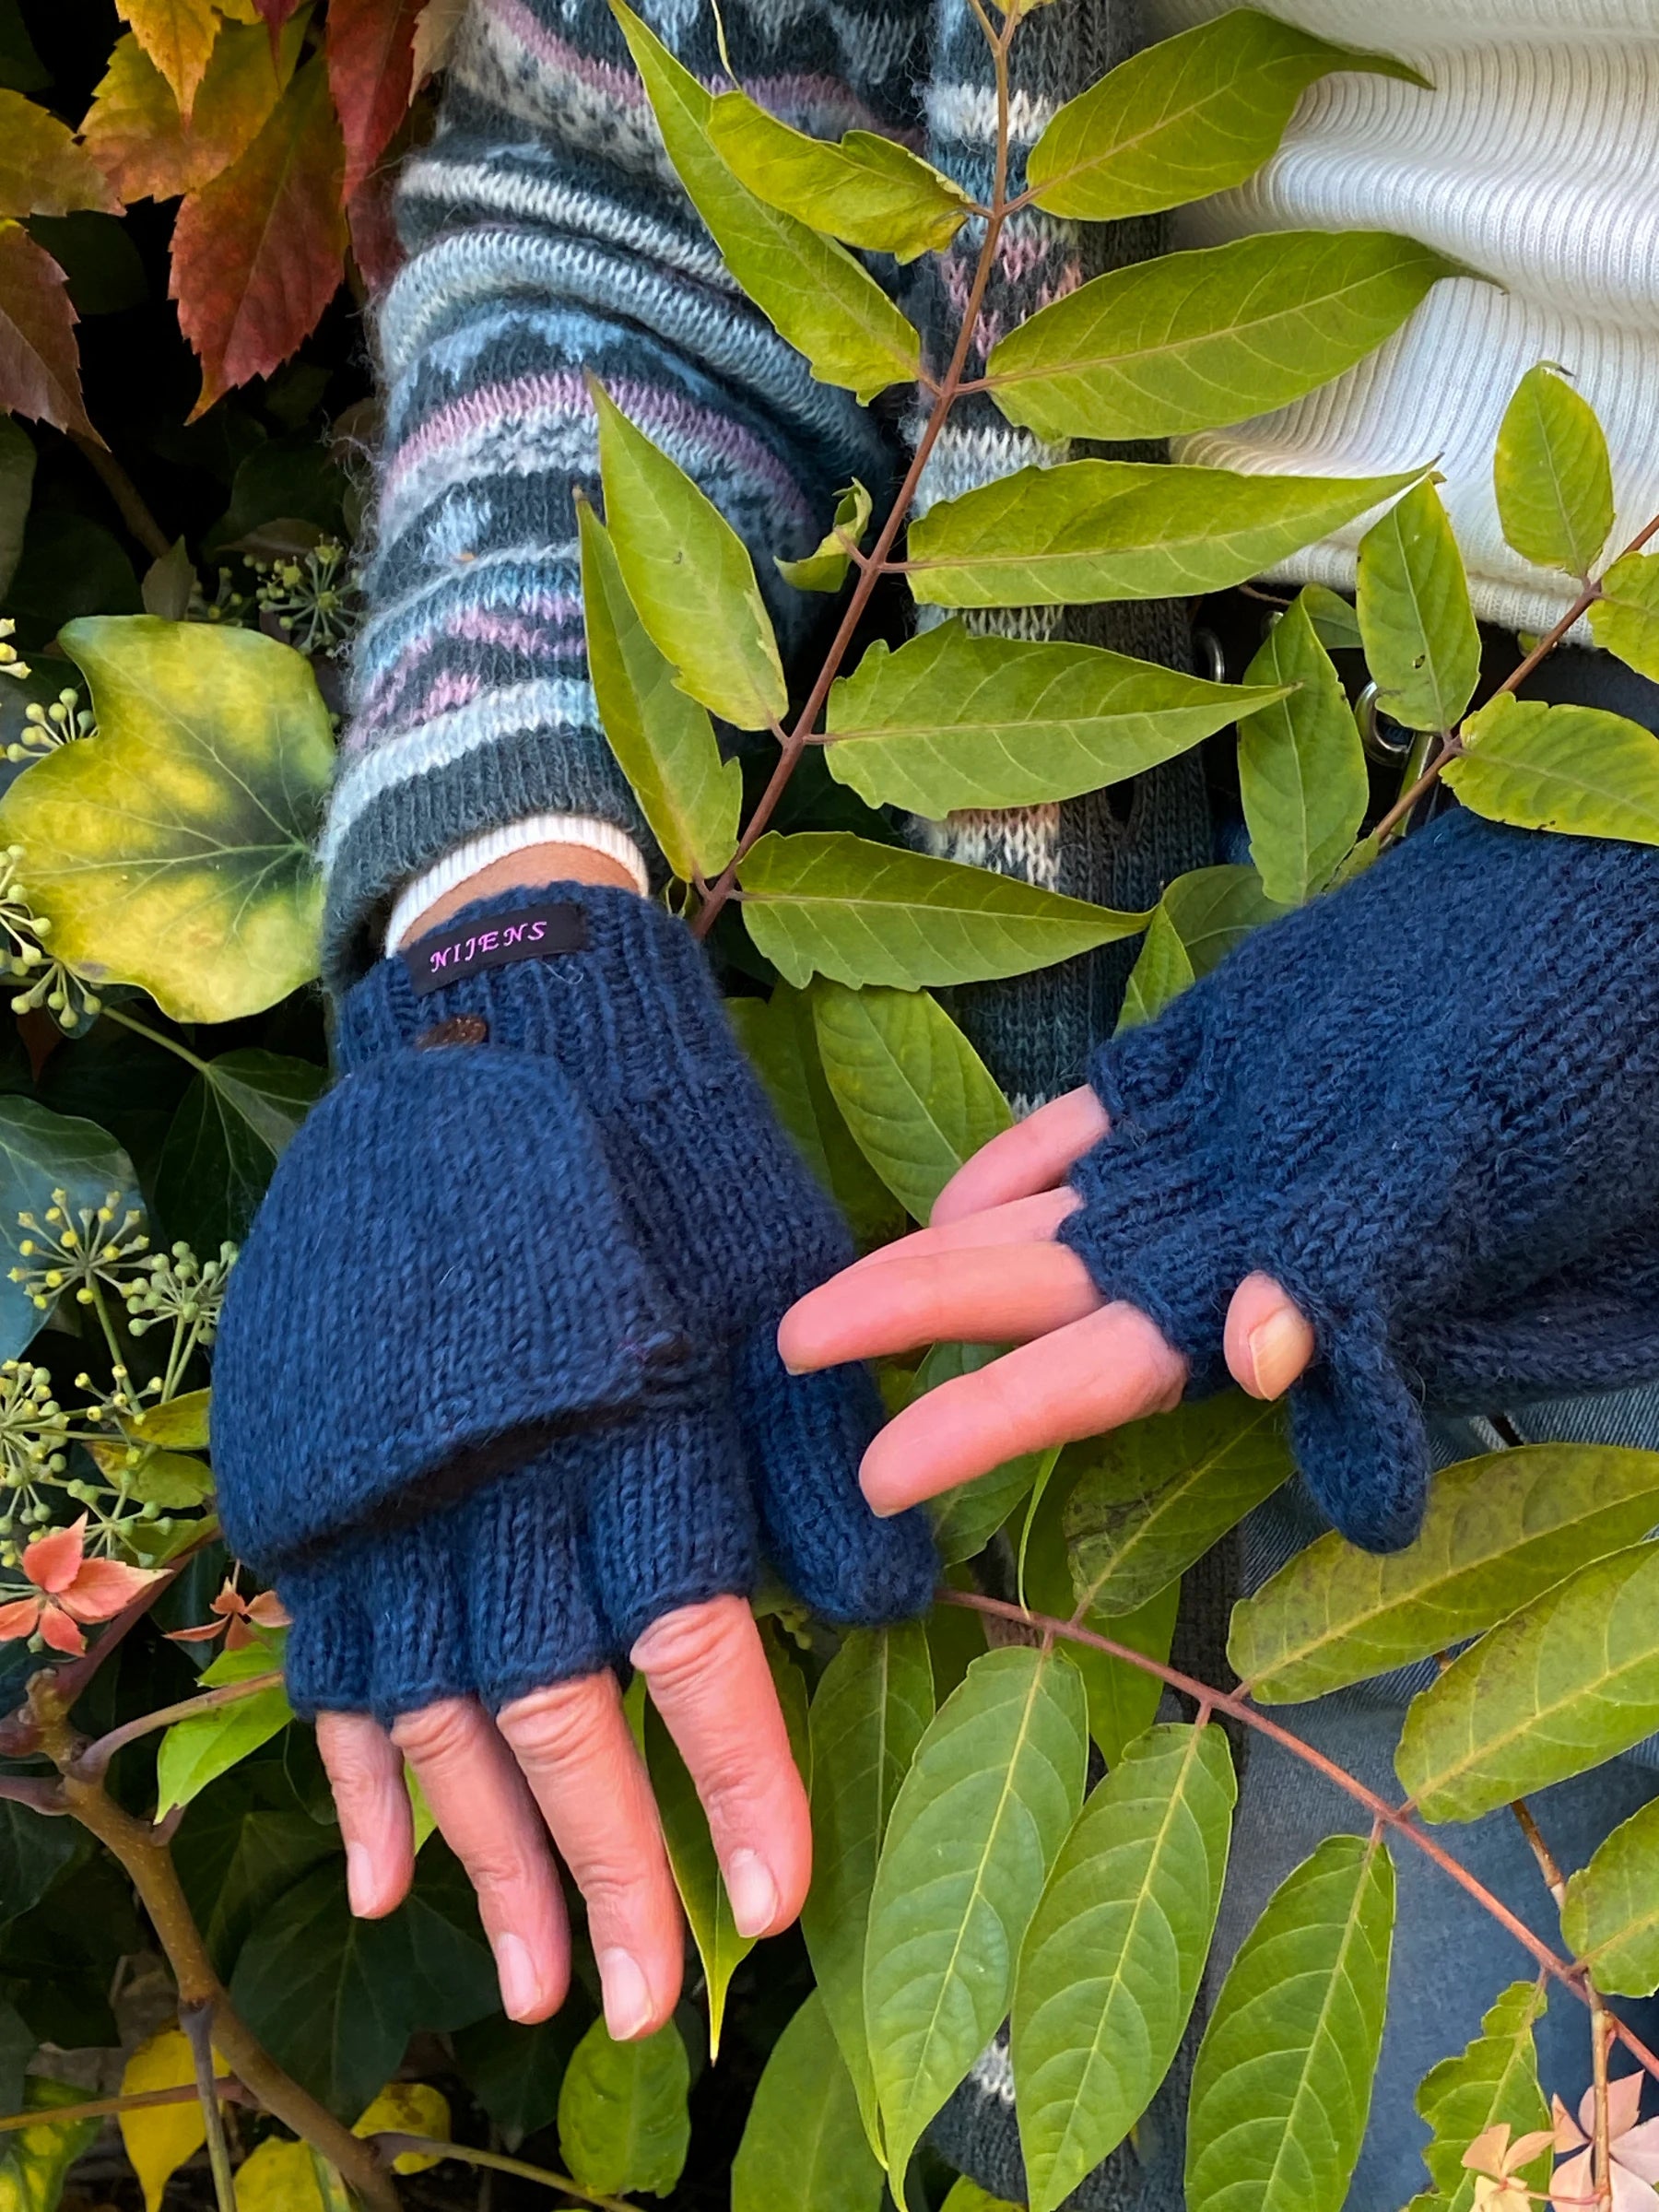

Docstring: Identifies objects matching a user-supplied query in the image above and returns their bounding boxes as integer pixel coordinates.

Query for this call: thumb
[1225,1272,1316,1399]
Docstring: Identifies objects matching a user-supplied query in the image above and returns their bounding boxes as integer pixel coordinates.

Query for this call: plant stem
[1513,1799,1615,2209]
[182,1998,237,2212]
[691,6,1020,938]
[99,1004,212,1077]
[368,2135,636,2212]
[70,436,172,565]
[73,1670,283,1781]
[0,2079,257,2135]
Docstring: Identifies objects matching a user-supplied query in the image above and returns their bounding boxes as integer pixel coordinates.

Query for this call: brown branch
[73,1671,283,1782]
[181,1999,237,2212]
[369,2135,636,2212]
[69,436,172,565]
[0,2079,258,2136]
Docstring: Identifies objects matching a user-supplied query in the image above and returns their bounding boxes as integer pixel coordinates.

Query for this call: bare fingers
[930,1086,1108,1225]
[1225,1272,1316,1397]
[781,1242,1102,1373]
[316,1710,415,1919]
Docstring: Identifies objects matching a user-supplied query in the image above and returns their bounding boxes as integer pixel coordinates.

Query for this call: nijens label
[402,902,589,994]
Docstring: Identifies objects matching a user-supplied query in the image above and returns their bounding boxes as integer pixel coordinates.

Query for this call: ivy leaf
[707,92,971,263]
[0,221,96,439]
[117,0,218,119]
[825,620,1286,815]
[119,2028,233,2212]
[170,54,347,417]
[986,231,1456,443]
[326,0,420,200]
[0,1098,139,1361]
[591,376,786,733]
[1065,1395,1293,1618]
[737,831,1150,991]
[1395,1538,1659,1821]
[155,1048,326,1251]
[172,1799,337,1979]
[0,618,335,1023]
[801,1624,934,2151]
[0,2083,101,2212]
[641,1691,754,2059]
[733,1990,885,2212]
[1117,864,1287,1032]
[1230,1442,1659,1705]
[1238,594,1368,904]
[810,981,1011,1223]
[607,0,920,404]
[1026,11,1426,221]
[557,2018,690,2201]
[155,1641,294,1818]
[1560,1800,1659,1997]
[777,481,873,594]
[576,491,741,878]
[906,461,1421,609]
[1012,1724,1237,2212]
[1445,692,1659,843]
[1589,550,1659,680]
[1414,1982,1551,2212]
[865,1646,1088,2206]
[1493,363,1613,578]
[1186,1833,1395,2212]
[0,93,117,218]
[1357,477,1480,731]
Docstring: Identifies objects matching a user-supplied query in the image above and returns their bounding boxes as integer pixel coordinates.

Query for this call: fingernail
[725,1849,779,1939]
[493,1932,540,2022]
[345,1841,376,1916]
[1248,1308,1309,1399]
[600,1948,654,2041]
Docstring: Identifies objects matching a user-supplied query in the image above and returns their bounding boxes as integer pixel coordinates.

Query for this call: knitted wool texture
[1061,807,1659,1553]
[212,884,935,1720]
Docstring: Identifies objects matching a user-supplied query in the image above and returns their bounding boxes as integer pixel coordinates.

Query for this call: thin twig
[99,1005,212,1077]
[0,2078,257,2136]
[69,437,172,564]
[73,1670,283,1782]
[370,2134,637,2212]
[1513,1799,1614,2210]
[181,2000,237,2212]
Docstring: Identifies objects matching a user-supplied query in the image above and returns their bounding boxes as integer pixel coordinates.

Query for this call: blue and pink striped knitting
[212,884,936,1720]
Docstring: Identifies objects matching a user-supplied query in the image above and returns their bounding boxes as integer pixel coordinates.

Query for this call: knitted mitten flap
[1060,809,1659,1551]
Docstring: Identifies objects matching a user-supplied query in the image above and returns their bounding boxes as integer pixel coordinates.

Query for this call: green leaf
[777,482,873,594]
[802,1623,934,2147]
[1026,11,1426,220]
[0,413,33,599]
[156,1048,324,1252]
[1414,1981,1550,2212]
[732,1991,884,2212]
[173,1799,337,1981]
[1395,1537,1659,1821]
[0,2079,101,2212]
[556,2018,689,2201]
[590,377,785,734]
[155,1641,294,1818]
[97,1444,212,1507]
[706,94,971,263]
[1013,1724,1236,2212]
[825,620,1286,815]
[1300,584,1363,653]
[1119,865,1286,1031]
[865,1645,1088,2204]
[941,2185,1023,2212]
[0,618,332,1024]
[576,493,740,877]
[642,1692,752,2058]
[1444,692,1659,843]
[738,831,1149,991]
[1588,549,1659,680]
[1493,363,1613,576]
[1186,1833,1395,2212]
[1356,477,1480,731]
[606,0,919,403]
[917,1343,1049,1568]
[810,981,1011,1222]
[0,1097,139,1359]
[1560,1799,1659,1997]
[453,2010,590,2152]
[908,461,1420,610]
[1230,1442,1659,1704]
[727,985,902,1250]
[0,1798,77,1924]
[986,231,1456,443]
[1238,595,1368,904]
[1117,906,1194,1030]
[1066,1395,1294,1617]
[123,1387,211,1452]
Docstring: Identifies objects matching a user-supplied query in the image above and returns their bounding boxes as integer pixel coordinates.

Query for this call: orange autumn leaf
[0,221,97,439]
[118,0,220,122]
[0,92,119,219]
[171,53,346,418]
[326,0,422,202]
[81,19,302,205]
[0,1513,163,1656]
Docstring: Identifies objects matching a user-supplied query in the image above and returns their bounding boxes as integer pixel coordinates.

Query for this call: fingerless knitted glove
[1059,808,1659,1552]
[213,885,935,1720]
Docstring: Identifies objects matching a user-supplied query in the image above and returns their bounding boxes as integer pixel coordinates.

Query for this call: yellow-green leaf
[556,2018,689,2200]
[907,461,1422,609]
[737,831,1149,991]
[1116,863,1286,1031]
[155,1639,293,1818]
[1493,363,1613,577]
[826,619,1286,815]
[1588,550,1659,680]
[776,481,873,594]
[119,2028,231,2212]
[353,2082,450,2173]
[1560,1800,1659,1997]
[1444,692,1659,843]
[81,19,301,204]
[234,2136,332,2212]
[642,1692,753,2059]
[1415,1981,1550,2212]
[1026,10,1426,221]
[123,1387,211,1452]
[918,1343,1052,1569]
[118,0,218,117]
[576,491,740,878]
[607,0,919,403]
[1357,476,1480,731]
[0,92,118,218]
[986,231,1456,443]
[707,93,971,263]
[732,1990,884,2212]
[0,618,334,1023]
[590,378,785,734]
[1238,594,1368,903]
[0,2082,100,2212]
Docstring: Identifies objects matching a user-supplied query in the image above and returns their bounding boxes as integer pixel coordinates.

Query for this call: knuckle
[390,1698,477,1768]
[499,1676,618,1769]
[630,1595,747,1689]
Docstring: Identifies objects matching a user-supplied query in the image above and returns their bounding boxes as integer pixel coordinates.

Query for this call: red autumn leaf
[0,220,98,441]
[253,0,304,46]
[327,0,421,202]
[171,53,347,418]
[81,20,300,206]
[347,171,404,293]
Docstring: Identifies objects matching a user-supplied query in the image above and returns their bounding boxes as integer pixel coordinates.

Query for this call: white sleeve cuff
[385,814,653,953]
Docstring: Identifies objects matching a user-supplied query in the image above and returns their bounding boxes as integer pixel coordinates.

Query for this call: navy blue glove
[1059,808,1659,1552]
[213,884,935,1720]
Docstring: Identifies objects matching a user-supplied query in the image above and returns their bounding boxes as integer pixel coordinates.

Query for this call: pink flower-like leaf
[0,1517,164,1655]
[23,1514,88,1594]
[0,1595,44,1641]
[57,1557,164,1622]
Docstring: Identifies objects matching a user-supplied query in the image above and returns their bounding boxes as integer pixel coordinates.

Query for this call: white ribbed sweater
[1144,0,1659,639]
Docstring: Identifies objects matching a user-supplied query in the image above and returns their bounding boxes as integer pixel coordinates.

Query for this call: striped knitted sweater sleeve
[320,0,927,986]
